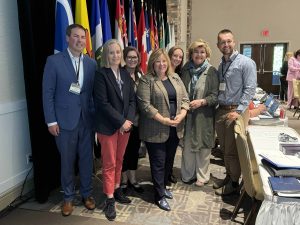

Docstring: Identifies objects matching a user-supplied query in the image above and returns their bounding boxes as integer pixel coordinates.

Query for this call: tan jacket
[137,73,189,143]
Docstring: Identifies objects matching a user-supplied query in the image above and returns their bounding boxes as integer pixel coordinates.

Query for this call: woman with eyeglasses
[120,46,144,193]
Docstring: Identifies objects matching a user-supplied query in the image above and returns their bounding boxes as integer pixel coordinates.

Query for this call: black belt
[219,105,238,110]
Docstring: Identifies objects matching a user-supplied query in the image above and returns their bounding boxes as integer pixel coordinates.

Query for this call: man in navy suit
[42,24,97,216]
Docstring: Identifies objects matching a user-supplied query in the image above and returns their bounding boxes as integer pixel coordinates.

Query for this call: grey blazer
[137,73,189,143]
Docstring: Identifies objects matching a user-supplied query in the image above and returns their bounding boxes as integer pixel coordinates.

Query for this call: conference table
[247,125,300,225]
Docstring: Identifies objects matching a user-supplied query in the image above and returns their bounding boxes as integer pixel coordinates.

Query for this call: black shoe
[114,188,131,204]
[168,174,177,184]
[164,189,173,199]
[129,182,144,193]
[103,198,116,221]
[156,197,171,211]
[120,183,128,193]
[213,175,230,189]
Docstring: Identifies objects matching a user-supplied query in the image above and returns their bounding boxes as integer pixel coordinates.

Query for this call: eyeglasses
[127,56,138,61]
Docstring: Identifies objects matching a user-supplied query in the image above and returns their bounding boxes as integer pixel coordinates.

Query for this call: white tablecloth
[247,126,300,225]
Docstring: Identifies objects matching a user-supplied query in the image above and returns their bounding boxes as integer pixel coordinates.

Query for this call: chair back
[234,116,264,200]
[292,79,300,98]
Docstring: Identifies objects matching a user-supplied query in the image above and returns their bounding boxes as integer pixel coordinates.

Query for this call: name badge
[219,82,226,91]
[69,82,81,95]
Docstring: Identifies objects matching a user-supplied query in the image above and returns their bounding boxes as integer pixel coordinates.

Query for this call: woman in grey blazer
[137,49,189,211]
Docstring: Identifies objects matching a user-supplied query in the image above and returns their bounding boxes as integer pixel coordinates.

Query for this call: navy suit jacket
[93,67,136,135]
[42,50,97,130]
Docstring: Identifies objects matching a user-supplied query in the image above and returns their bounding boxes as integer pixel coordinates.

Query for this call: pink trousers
[97,131,130,195]
[287,80,299,107]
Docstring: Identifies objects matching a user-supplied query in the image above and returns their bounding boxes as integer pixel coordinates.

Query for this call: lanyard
[74,54,81,84]
[221,53,238,79]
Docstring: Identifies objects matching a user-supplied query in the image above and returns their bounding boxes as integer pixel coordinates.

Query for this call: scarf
[189,59,209,100]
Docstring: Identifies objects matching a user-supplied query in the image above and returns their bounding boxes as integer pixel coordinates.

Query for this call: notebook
[268,177,300,197]
[259,152,300,169]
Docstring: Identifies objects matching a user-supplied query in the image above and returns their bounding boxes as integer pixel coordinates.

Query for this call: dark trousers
[122,126,141,171]
[280,76,288,101]
[145,127,179,201]
[55,116,93,201]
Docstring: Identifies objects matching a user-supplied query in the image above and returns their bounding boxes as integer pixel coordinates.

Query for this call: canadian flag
[137,4,147,73]
[115,0,128,49]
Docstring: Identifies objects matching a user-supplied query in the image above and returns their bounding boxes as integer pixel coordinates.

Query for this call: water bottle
[279,107,288,127]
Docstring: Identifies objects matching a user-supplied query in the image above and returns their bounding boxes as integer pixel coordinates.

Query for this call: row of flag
[54,0,175,73]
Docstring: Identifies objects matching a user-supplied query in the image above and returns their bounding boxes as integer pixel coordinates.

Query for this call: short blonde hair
[146,48,172,76]
[100,39,125,68]
[284,51,293,61]
[188,39,212,61]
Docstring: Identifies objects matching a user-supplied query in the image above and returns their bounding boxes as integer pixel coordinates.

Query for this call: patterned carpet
[20,147,252,225]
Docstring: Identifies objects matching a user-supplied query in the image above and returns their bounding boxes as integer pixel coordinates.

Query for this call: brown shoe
[83,196,96,210]
[61,201,73,216]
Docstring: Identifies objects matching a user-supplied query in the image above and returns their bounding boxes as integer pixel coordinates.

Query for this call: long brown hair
[168,46,184,75]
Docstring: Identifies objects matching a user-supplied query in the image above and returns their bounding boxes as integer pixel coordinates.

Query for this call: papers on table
[268,177,300,197]
[258,112,273,119]
[259,152,300,169]
[249,117,285,126]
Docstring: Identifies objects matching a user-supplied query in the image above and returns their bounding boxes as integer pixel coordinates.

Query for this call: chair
[292,79,300,119]
[231,116,264,225]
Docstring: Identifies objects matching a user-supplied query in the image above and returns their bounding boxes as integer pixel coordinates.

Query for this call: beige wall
[191,0,300,67]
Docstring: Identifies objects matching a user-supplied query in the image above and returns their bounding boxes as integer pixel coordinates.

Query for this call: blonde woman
[93,39,136,221]
[137,49,189,211]
[180,39,219,187]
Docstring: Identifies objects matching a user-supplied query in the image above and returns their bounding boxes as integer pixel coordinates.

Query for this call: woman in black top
[280,52,293,101]
[121,46,144,193]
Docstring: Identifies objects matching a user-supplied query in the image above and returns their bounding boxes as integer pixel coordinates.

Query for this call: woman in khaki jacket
[137,49,189,211]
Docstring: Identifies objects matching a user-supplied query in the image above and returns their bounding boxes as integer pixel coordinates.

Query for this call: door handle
[262,44,266,74]
[259,44,263,73]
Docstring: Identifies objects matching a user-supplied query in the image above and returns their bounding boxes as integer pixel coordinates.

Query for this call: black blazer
[93,67,136,135]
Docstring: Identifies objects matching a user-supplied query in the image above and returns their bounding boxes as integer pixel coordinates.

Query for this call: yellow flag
[75,0,92,56]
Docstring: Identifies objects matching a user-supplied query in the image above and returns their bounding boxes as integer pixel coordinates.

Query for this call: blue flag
[128,0,137,48]
[101,0,112,43]
[54,0,73,53]
[144,5,151,57]
[91,0,103,64]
